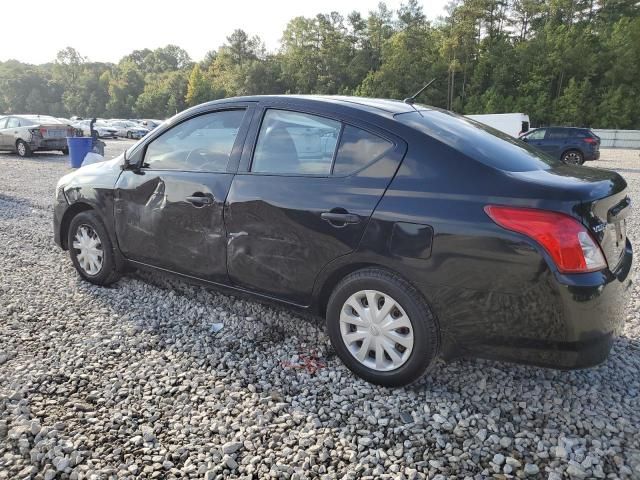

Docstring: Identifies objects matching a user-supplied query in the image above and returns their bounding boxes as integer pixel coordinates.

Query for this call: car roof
[198,95,426,118]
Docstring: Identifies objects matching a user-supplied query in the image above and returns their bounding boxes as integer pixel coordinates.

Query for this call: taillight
[584,137,598,144]
[484,206,607,273]
[29,128,42,137]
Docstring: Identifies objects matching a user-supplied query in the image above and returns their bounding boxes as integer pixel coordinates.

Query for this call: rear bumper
[30,138,67,151]
[441,239,632,369]
[585,149,600,161]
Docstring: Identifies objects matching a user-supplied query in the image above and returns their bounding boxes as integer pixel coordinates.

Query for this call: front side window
[143,110,245,172]
[525,129,546,140]
[0,117,7,129]
[252,110,341,175]
[333,125,393,175]
[6,118,19,128]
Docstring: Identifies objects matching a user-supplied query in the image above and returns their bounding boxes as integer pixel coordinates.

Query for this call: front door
[225,107,406,305]
[0,117,8,148]
[114,108,250,283]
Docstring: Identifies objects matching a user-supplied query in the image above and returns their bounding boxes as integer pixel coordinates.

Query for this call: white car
[73,120,118,139]
[108,120,149,139]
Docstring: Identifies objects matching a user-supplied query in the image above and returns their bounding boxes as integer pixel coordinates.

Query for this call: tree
[185,64,212,106]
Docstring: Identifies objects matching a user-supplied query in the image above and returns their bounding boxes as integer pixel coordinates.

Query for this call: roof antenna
[404,78,437,105]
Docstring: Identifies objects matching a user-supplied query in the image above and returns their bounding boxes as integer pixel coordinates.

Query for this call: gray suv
[0,115,72,157]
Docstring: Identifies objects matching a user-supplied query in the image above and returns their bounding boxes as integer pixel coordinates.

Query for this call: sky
[0,0,450,65]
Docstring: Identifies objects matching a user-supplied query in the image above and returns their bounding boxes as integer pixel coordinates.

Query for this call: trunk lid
[35,124,72,139]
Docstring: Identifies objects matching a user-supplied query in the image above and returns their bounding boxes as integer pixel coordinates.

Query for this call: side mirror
[521,137,528,142]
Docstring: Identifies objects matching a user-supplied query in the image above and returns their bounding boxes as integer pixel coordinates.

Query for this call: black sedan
[53,96,633,386]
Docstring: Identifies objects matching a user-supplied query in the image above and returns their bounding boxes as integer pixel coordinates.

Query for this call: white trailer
[465,113,530,138]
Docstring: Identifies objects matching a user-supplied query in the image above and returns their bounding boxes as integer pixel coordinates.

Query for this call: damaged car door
[113,108,250,283]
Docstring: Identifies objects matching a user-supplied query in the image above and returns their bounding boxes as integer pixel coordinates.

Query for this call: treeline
[1,0,638,128]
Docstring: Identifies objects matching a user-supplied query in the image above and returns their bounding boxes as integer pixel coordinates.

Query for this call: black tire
[561,149,584,165]
[16,140,31,158]
[326,268,439,387]
[126,132,132,139]
[67,211,121,286]
[61,147,69,155]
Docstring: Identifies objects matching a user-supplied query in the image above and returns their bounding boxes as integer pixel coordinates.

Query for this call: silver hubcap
[340,290,414,371]
[72,225,104,276]
[17,143,25,156]
[564,152,580,164]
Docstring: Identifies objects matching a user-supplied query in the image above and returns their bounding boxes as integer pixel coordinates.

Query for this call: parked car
[466,113,530,138]
[109,120,149,139]
[73,120,118,139]
[137,119,163,130]
[520,127,600,165]
[53,96,632,386]
[0,115,73,156]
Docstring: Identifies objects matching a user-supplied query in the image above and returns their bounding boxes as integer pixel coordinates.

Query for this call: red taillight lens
[484,206,607,273]
[584,137,598,144]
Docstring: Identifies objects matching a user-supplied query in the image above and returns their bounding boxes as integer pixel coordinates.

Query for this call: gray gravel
[1,144,639,479]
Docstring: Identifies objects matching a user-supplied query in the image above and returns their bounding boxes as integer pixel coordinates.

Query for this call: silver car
[0,115,72,157]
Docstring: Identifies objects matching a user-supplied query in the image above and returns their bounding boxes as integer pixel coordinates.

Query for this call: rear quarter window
[333,125,393,175]
[396,110,558,172]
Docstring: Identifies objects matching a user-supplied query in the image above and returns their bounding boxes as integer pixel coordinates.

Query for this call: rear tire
[326,268,439,387]
[562,149,584,165]
[16,140,31,158]
[68,211,121,286]
[126,132,132,139]
[61,147,69,155]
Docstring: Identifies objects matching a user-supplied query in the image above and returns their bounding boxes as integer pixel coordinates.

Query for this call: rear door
[225,105,406,305]
[114,106,252,283]
[544,128,569,158]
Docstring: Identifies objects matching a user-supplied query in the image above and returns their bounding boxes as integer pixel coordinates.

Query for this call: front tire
[68,211,121,285]
[16,140,31,157]
[126,132,132,139]
[326,268,439,387]
[562,149,584,165]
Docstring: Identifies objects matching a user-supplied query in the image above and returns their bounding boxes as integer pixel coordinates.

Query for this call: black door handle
[186,194,213,206]
[321,212,361,225]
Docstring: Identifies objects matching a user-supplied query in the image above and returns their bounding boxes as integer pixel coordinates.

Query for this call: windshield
[395,110,558,172]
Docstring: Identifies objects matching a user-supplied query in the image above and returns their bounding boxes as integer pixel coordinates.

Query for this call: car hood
[57,154,123,191]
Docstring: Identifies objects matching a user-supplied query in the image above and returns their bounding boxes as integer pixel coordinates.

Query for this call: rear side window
[547,128,568,139]
[252,110,341,175]
[333,125,393,175]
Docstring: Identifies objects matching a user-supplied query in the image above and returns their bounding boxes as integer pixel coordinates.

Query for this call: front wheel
[16,140,31,157]
[326,268,439,387]
[68,211,121,285]
[562,149,584,165]
[126,132,132,139]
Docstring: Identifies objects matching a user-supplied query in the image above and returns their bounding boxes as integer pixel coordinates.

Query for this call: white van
[465,113,530,138]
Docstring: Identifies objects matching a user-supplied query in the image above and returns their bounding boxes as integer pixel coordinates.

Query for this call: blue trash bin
[66,137,94,168]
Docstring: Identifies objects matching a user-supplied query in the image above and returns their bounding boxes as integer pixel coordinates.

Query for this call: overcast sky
[1,0,450,65]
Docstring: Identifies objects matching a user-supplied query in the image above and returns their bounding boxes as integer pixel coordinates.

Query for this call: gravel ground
[1,145,639,480]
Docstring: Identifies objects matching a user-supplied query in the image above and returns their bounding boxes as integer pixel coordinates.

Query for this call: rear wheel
[326,268,439,387]
[68,211,121,285]
[562,149,584,165]
[126,131,132,139]
[61,147,69,155]
[16,140,31,158]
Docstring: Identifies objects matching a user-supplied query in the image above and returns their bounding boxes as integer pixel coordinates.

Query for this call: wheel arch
[59,202,95,250]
